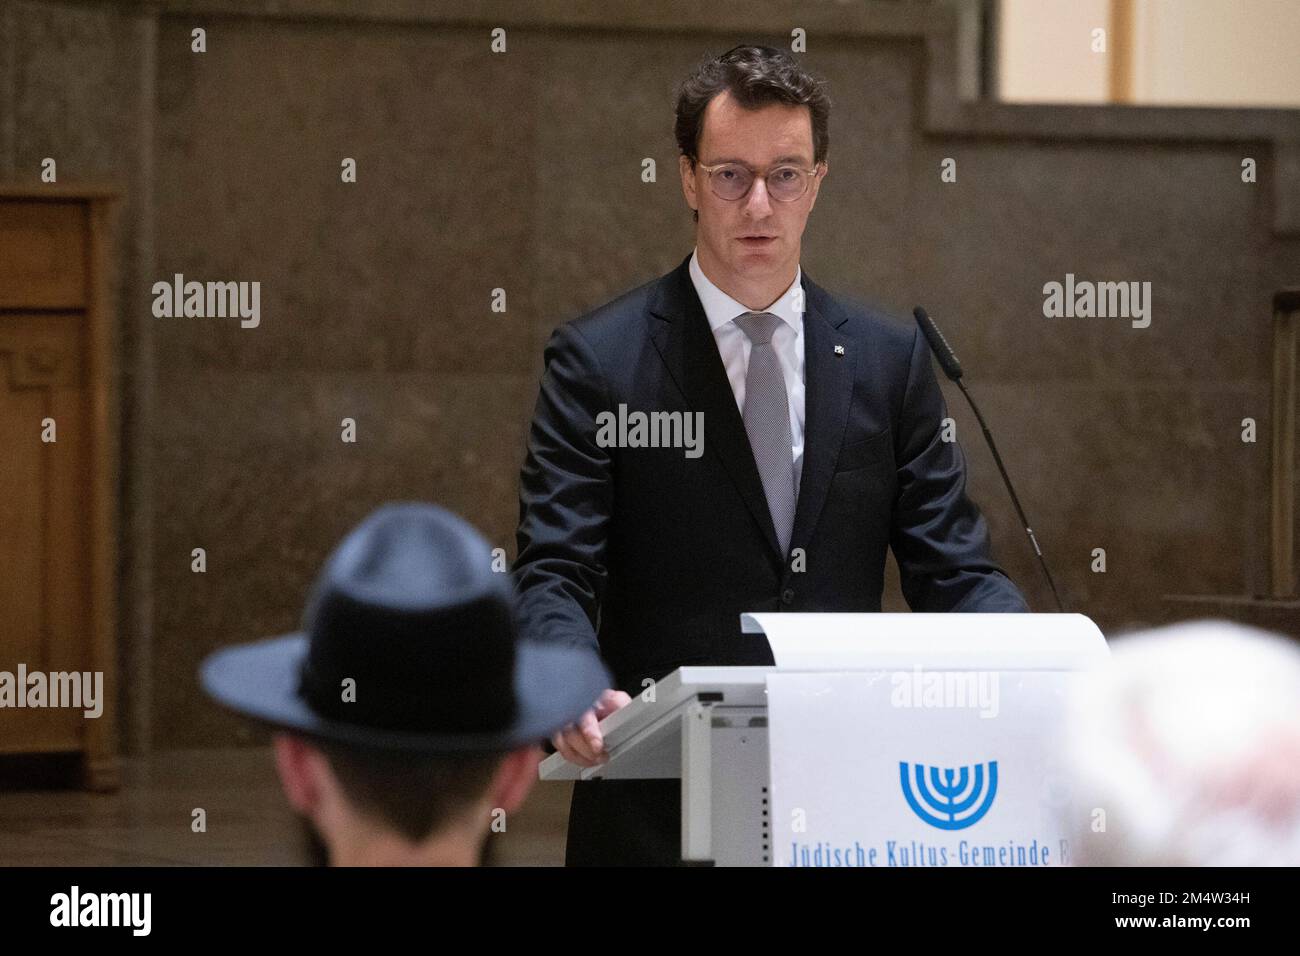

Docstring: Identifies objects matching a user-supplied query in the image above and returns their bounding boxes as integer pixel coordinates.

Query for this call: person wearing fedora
[200,502,610,866]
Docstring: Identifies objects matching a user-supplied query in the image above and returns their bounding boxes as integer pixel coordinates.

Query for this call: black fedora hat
[200,502,610,753]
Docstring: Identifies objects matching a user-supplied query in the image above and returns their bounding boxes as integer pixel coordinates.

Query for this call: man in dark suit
[512,44,1028,866]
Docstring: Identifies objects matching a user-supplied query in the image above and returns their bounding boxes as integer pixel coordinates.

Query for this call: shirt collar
[689,246,803,334]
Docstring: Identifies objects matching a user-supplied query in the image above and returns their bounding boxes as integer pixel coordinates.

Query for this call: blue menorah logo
[899,760,998,830]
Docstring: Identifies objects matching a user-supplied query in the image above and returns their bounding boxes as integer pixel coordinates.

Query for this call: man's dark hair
[315,739,505,845]
[674,44,831,222]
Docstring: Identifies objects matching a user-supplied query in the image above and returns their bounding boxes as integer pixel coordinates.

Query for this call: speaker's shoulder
[556,270,666,356]
[805,279,917,357]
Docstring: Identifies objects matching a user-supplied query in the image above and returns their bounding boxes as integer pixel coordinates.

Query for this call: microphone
[913,306,964,381]
[912,306,1065,612]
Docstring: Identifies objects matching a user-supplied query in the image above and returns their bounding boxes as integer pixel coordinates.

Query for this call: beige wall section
[998,0,1110,103]
[1133,0,1300,107]
[1000,0,1300,106]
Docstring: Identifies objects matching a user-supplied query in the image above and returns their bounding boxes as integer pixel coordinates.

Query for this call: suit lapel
[790,274,856,556]
[649,255,782,559]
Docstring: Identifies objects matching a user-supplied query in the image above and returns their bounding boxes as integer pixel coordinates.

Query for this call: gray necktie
[734,311,795,556]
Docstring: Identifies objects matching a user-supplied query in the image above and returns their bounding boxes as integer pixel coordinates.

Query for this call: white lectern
[539,613,1109,867]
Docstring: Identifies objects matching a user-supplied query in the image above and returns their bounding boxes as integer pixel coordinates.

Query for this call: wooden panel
[83,198,119,789]
[0,355,46,659]
[1271,292,1298,598]
[0,192,118,785]
[0,314,88,753]
[0,711,83,756]
[0,201,87,310]
[47,367,93,674]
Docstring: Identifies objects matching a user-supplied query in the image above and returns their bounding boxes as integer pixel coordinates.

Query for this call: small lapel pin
[833,344,845,356]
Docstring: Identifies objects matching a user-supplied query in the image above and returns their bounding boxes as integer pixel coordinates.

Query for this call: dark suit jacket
[512,252,1028,865]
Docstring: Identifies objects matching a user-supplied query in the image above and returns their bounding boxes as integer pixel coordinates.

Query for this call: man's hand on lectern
[551,688,632,767]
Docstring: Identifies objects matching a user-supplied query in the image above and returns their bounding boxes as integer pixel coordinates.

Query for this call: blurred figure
[200,502,610,866]
[1063,619,1300,866]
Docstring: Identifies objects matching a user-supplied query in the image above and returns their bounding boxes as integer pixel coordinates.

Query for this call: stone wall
[2,0,1296,750]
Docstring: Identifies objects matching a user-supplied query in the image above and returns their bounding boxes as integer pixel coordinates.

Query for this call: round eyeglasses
[695,160,823,202]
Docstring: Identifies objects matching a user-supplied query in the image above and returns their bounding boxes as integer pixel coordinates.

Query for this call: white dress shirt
[688,247,806,485]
